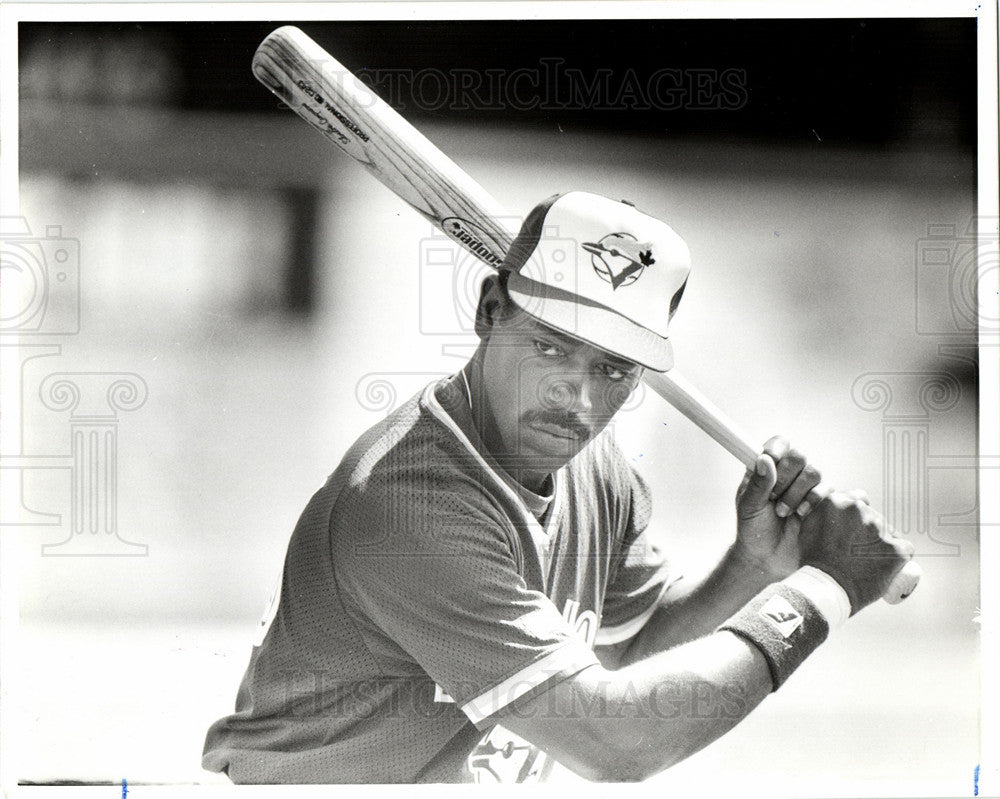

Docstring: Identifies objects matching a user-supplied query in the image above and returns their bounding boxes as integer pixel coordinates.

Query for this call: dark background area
[20,19,976,147]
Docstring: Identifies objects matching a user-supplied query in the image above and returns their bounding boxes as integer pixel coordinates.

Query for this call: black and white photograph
[1,2,997,795]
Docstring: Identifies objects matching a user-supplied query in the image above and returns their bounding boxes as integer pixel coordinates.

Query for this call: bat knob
[882,561,922,604]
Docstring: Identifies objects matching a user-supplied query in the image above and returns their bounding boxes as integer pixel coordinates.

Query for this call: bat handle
[641,369,922,605]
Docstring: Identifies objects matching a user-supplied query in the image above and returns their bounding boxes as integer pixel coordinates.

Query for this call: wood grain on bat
[253,26,515,266]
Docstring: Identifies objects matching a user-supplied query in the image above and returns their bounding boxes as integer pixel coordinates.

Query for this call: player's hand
[734,436,825,581]
[798,490,915,614]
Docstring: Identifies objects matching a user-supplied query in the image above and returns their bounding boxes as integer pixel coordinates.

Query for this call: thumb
[738,454,777,517]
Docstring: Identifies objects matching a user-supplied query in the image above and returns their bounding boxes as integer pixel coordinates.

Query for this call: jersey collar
[424,374,559,523]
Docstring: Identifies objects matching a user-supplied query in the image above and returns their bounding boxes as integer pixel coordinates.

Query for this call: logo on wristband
[759,594,804,637]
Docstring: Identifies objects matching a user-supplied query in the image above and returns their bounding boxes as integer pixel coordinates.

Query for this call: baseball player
[202,192,914,783]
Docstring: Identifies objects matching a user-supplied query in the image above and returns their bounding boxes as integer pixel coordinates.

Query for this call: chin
[520,454,573,475]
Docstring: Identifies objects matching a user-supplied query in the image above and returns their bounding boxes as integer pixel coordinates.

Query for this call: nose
[572,375,597,415]
[544,372,596,415]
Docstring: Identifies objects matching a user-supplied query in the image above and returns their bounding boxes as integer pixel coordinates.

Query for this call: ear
[474,274,506,341]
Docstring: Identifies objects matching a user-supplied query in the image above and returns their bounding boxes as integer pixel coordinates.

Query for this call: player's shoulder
[323,378,516,558]
[331,378,491,502]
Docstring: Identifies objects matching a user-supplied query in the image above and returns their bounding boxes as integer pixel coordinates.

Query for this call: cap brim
[506,271,674,372]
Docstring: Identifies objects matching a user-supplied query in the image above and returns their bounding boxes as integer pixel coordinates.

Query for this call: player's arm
[602,437,824,667]
[592,545,774,670]
[599,542,779,668]
[499,487,914,782]
[506,625,772,781]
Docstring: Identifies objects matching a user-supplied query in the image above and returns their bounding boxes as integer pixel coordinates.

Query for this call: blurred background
[8,17,984,793]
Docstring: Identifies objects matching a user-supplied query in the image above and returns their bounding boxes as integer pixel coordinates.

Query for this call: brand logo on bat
[759,594,803,637]
[299,103,351,144]
[584,233,655,290]
[296,79,370,142]
[443,218,505,266]
[294,104,370,165]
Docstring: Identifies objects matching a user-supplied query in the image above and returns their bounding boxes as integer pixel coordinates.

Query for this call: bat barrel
[252,26,518,267]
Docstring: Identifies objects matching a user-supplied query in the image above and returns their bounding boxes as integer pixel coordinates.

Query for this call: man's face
[478,311,643,482]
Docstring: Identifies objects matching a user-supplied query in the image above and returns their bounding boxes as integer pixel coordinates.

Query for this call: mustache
[521,409,592,441]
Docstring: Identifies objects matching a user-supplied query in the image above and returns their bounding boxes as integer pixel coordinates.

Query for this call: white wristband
[782,566,851,629]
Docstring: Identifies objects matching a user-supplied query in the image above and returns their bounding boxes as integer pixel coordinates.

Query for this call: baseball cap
[503,192,690,372]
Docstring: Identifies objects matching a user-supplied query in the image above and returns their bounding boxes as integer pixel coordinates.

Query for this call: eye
[533,339,564,357]
[600,363,631,382]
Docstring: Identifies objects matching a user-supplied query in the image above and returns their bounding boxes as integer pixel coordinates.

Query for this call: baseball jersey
[202,374,674,783]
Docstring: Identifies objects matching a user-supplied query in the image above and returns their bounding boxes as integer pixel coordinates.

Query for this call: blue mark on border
[122,778,128,798]
[973,764,979,796]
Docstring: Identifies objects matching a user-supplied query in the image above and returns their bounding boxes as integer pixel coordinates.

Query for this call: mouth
[527,421,585,442]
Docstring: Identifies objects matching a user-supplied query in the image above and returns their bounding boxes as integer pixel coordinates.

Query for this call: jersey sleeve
[595,457,678,647]
[330,470,599,730]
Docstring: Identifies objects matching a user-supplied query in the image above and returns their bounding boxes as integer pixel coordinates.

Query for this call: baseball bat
[252,25,920,604]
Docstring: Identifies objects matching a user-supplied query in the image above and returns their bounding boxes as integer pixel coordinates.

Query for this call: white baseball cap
[503,192,691,372]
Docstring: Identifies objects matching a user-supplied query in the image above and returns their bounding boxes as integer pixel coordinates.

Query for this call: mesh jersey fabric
[202,374,673,783]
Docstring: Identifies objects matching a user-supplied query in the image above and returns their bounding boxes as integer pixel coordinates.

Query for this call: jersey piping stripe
[460,638,599,725]
[423,382,550,547]
[543,478,563,538]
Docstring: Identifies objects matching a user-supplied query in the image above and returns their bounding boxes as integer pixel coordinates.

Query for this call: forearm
[503,629,773,781]
[621,542,777,665]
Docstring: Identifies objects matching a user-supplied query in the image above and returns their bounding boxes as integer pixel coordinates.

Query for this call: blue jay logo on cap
[583,233,656,290]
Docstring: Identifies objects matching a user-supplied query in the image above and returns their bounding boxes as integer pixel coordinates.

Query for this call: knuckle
[816,493,839,514]
[763,436,788,459]
[762,437,779,453]
[800,464,822,483]
[893,535,915,560]
[829,492,853,511]
[784,448,806,466]
[871,508,888,533]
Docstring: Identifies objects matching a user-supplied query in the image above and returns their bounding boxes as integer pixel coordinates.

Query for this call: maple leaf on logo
[639,249,655,266]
